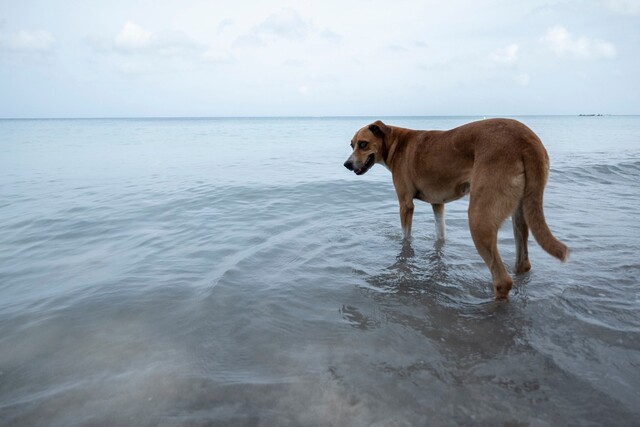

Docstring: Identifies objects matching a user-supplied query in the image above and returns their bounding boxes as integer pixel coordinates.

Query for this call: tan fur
[344,118,568,300]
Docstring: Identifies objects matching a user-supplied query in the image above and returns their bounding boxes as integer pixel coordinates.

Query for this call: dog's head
[343,120,390,175]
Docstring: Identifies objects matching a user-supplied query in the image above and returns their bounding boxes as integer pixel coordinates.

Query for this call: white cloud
[0,30,55,52]
[256,8,310,40]
[385,44,410,53]
[319,28,342,42]
[111,22,202,55]
[234,8,341,48]
[115,22,152,51]
[233,33,266,48]
[491,44,519,65]
[90,21,232,74]
[543,26,616,59]
[605,0,640,15]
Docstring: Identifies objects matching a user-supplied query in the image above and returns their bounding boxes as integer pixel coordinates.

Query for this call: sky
[0,0,639,117]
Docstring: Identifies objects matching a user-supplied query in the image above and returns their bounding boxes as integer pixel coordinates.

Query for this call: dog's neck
[380,127,415,171]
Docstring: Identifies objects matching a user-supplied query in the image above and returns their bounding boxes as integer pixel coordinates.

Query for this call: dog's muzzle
[344,154,375,175]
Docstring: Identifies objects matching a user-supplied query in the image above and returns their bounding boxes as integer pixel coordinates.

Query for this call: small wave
[553,158,640,184]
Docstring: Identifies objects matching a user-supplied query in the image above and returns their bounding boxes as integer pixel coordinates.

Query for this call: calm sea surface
[1,116,639,426]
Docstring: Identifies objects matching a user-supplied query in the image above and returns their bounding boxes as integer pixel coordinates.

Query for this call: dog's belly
[415,181,471,204]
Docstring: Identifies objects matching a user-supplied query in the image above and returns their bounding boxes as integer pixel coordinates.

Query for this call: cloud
[319,28,342,42]
[491,43,519,65]
[110,22,204,56]
[543,26,616,59]
[90,21,233,74]
[115,22,152,51]
[605,0,640,15]
[234,8,341,48]
[256,8,310,40]
[233,33,267,48]
[0,30,55,53]
[385,44,410,53]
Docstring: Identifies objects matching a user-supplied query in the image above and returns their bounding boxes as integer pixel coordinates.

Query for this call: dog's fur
[344,118,568,299]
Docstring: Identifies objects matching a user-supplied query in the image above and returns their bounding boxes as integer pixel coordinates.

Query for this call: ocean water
[0,116,639,426]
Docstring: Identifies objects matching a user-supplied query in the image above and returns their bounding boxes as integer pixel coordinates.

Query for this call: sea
[0,116,639,426]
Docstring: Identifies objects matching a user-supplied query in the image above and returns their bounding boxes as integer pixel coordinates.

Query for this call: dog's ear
[368,120,390,139]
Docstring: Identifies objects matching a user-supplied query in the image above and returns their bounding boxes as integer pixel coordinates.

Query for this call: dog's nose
[344,160,354,171]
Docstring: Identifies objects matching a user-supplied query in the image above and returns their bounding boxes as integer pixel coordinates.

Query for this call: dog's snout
[344,160,354,171]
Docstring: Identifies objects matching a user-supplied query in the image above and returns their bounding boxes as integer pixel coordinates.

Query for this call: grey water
[0,116,639,426]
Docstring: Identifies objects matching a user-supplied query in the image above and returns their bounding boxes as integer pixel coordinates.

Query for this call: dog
[343,118,568,300]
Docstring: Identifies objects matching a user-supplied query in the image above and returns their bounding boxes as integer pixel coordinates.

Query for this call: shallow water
[1,116,639,426]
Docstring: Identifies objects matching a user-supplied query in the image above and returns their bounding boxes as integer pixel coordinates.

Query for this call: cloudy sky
[1,0,638,117]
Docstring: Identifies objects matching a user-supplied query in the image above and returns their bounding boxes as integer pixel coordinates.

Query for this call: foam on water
[1,116,639,425]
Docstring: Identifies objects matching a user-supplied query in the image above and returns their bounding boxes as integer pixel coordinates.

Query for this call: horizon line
[0,113,635,120]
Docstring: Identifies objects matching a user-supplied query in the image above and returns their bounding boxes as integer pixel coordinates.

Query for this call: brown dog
[343,118,568,299]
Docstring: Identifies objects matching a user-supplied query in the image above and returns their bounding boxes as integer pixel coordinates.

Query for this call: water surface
[1,116,639,426]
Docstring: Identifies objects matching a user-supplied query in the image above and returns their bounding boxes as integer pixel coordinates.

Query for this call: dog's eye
[358,141,368,149]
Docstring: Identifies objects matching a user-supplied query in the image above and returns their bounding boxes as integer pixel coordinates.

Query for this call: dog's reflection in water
[370,240,449,294]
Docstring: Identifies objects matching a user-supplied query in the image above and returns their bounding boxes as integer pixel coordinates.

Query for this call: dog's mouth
[355,154,375,175]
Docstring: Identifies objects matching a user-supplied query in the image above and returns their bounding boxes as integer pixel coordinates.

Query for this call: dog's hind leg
[432,203,445,242]
[468,223,511,299]
[468,178,521,299]
[512,201,531,273]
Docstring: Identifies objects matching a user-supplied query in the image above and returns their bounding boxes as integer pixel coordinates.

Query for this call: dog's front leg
[398,197,414,240]
[432,203,446,241]
[393,179,415,240]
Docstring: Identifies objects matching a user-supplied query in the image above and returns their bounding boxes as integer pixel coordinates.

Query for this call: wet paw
[494,279,513,300]
[515,260,531,274]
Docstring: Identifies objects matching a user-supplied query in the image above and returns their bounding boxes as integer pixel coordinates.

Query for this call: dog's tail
[521,144,569,262]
